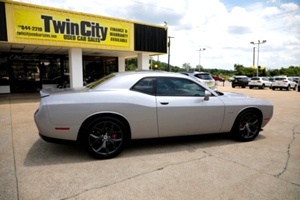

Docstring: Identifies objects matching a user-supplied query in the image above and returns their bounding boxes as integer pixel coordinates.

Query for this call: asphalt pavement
[1,82,300,200]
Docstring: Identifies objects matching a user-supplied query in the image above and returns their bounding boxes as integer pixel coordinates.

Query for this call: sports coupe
[34,71,273,159]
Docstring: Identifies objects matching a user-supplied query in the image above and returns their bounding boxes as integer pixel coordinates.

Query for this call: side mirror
[204,90,211,101]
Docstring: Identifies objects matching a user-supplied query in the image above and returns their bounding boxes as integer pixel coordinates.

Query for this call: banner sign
[14,8,130,47]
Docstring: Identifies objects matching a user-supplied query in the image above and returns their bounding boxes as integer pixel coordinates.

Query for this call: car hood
[218,92,250,98]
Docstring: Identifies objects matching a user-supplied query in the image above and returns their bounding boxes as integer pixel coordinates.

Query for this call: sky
[14,0,300,70]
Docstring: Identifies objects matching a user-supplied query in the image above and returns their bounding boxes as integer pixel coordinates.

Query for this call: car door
[155,77,225,137]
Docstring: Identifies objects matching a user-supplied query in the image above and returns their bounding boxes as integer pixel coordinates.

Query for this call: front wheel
[286,85,290,90]
[83,117,126,159]
[231,110,262,141]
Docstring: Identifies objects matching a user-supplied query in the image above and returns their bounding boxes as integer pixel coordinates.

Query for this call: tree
[195,65,204,72]
[182,63,191,71]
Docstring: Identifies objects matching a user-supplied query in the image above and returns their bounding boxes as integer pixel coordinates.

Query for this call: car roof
[94,70,196,90]
[181,71,210,75]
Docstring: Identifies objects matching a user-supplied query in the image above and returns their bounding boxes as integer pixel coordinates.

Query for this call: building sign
[14,8,130,47]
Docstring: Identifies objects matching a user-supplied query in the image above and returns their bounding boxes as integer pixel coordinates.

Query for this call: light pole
[250,40,266,77]
[167,36,174,71]
[196,48,205,71]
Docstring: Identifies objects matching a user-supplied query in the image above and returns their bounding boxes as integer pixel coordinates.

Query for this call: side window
[131,77,156,95]
[157,77,205,96]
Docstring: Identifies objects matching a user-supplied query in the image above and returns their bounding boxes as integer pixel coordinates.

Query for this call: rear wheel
[231,110,262,141]
[83,117,126,159]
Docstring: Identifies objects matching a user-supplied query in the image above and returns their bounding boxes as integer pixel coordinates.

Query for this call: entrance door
[11,61,40,93]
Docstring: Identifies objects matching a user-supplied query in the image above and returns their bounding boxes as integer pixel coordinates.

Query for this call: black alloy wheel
[84,117,126,159]
[232,110,262,141]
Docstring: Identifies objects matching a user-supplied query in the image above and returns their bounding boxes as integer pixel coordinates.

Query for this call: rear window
[86,74,115,89]
[275,78,286,81]
[194,74,212,80]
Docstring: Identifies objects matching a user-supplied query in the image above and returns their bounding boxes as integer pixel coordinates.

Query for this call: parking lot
[1,82,300,200]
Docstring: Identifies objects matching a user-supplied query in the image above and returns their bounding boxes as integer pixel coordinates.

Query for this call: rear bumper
[39,133,77,145]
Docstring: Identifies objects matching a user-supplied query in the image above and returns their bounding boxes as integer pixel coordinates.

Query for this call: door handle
[160,102,169,105]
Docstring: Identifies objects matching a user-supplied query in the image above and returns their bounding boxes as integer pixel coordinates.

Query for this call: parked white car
[271,76,298,91]
[249,77,272,89]
[180,72,217,91]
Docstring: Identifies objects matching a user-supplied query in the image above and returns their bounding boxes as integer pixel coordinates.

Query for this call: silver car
[34,71,273,159]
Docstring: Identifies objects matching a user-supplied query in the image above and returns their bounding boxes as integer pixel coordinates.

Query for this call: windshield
[86,74,115,89]
[194,74,212,80]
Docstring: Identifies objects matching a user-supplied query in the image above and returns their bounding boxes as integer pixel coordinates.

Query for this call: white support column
[69,48,83,88]
[118,57,126,72]
[137,52,150,70]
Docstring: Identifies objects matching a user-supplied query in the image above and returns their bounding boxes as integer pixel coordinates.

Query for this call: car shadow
[24,133,266,166]
[123,133,266,157]
[24,138,90,166]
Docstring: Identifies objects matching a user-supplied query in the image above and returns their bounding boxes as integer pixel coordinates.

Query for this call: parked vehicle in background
[271,76,298,91]
[248,77,272,89]
[228,76,235,82]
[212,75,225,82]
[231,76,249,88]
[180,72,216,91]
[268,77,275,82]
[292,77,299,83]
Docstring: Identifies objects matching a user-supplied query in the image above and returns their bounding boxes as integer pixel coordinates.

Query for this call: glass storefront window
[0,55,9,85]
[83,56,118,84]
[41,57,69,88]
[0,53,118,93]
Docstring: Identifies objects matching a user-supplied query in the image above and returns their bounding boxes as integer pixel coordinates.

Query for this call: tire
[249,86,253,89]
[260,84,265,89]
[286,85,290,91]
[272,87,275,90]
[231,110,262,142]
[83,117,127,159]
[293,85,297,91]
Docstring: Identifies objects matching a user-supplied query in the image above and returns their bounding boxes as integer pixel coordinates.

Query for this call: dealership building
[0,0,167,93]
